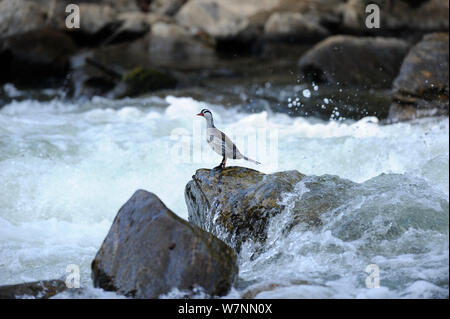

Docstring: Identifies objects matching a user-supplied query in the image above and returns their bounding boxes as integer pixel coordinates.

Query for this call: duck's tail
[243,156,261,165]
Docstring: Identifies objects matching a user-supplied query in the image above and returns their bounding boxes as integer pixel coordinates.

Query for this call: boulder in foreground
[91,190,238,298]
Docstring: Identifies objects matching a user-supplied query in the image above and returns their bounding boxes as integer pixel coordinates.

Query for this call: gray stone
[389,32,449,122]
[298,35,411,88]
[91,190,238,298]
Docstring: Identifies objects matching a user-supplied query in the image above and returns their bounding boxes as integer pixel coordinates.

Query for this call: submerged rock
[0,279,67,299]
[185,167,305,251]
[389,32,449,122]
[91,190,238,298]
[298,35,411,88]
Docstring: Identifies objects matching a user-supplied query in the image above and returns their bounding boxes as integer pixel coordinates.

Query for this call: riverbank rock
[150,0,188,16]
[0,279,67,299]
[148,21,217,69]
[298,35,411,88]
[0,27,77,87]
[0,0,49,38]
[264,12,330,42]
[91,190,238,298]
[389,32,449,122]
[68,38,178,98]
[185,167,305,251]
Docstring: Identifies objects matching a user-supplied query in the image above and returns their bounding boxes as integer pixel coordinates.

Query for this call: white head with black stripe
[196,109,214,127]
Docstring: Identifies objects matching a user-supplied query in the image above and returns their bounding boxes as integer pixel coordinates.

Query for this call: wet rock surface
[185,167,450,255]
[298,35,411,88]
[0,279,67,299]
[185,167,305,251]
[389,32,449,122]
[91,190,238,298]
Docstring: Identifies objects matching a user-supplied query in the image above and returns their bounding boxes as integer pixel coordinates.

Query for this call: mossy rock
[120,66,177,97]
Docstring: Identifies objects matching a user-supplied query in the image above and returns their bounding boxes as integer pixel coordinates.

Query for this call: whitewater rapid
[0,94,448,298]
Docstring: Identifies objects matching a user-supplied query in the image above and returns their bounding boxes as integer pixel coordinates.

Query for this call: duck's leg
[214,156,226,170]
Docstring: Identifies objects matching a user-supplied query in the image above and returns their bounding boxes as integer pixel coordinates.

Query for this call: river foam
[0,95,448,298]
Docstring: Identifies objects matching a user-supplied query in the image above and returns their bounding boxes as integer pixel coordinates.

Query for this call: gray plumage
[197,109,260,167]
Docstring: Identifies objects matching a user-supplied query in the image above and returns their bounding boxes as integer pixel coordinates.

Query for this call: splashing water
[0,95,448,298]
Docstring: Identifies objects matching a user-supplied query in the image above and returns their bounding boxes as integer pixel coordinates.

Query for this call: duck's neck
[206,118,215,128]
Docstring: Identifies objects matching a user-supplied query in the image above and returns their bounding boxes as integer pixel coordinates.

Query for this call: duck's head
[197,109,214,125]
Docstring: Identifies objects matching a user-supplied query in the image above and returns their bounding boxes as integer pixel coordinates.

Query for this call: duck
[197,109,260,169]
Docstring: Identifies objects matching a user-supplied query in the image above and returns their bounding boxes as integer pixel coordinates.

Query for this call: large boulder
[0,0,142,39]
[150,0,188,16]
[0,0,49,38]
[68,37,178,98]
[0,27,77,87]
[175,0,344,45]
[185,168,450,255]
[176,0,260,39]
[264,12,330,42]
[148,21,217,69]
[91,190,238,298]
[185,167,305,251]
[0,279,67,299]
[389,32,449,122]
[298,35,411,88]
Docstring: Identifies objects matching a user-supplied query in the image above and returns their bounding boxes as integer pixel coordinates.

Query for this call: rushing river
[0,89,448,298]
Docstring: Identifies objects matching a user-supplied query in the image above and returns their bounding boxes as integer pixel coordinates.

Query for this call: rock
[343,0,449,35]
[185,167,305,251]
[66,4,151,46]
[0,0,141,39]
[298,35,411,88]
[78,3,117,35]
[91,190,238,298]
[185,169,450,255]
[119,66,177,97]
[148,22,216,69]
[68,37,179,99]
[176,0,344,42]
[176,0,253,39]
[1,27,77,87]
[389,32,449,122]
[0,279,67,299]
[150,0,189,16]
[264,12,330,42]
[0,0,49,38]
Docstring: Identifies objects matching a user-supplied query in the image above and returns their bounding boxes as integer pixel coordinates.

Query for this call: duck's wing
[206,128,243,159]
